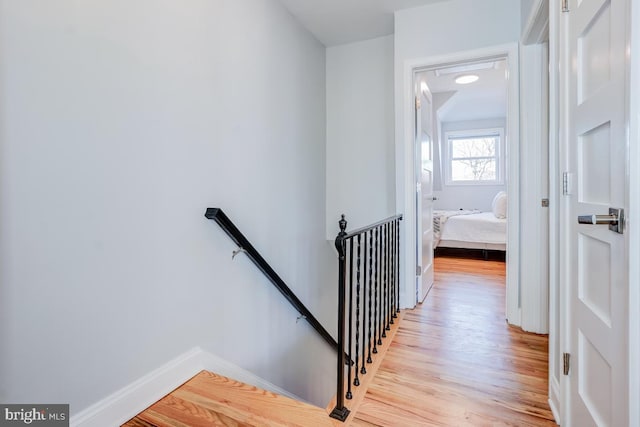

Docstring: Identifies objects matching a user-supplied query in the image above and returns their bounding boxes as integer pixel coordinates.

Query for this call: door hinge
[541,198,550,207]
[562,0,569,13]
[416,265,422,276]
[563,353,571,375]
[562,172,573,195]
[415,95,421,110]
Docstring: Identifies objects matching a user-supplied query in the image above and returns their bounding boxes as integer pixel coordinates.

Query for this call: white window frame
[444,127,505,186]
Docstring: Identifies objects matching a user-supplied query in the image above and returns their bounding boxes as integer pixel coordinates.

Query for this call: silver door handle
[578,214,618,224]
[577,208,624,234]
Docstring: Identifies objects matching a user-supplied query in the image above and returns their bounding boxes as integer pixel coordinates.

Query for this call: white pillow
[492,191,507,219]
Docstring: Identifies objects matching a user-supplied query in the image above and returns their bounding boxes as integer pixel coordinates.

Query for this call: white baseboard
[70,347,301,427]
[548,377,561,425]
[548,397,561,426]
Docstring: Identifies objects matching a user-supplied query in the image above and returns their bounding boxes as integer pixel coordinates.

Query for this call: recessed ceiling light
[455,74,479,85]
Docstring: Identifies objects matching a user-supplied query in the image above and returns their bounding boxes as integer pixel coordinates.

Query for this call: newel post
[330,214,350,422]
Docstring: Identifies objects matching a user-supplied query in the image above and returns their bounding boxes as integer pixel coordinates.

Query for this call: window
[444,128,504,185]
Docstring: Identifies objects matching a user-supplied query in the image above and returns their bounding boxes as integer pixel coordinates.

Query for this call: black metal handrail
[205,208,338,351]
[342,214,404,239]
[330,213,403,422]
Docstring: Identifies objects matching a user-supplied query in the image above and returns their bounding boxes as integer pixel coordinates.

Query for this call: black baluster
[373,227,379,353]
[361,232,368,375]
[353,235,361,387]
[346,237,354,400]
[377,225,383,347]
[396,219,401,314]
[367,229,374,363]
[380,224,389,338]
[385,222,391,332]
[389,222,396,325]
[331,215,350,421]
[391,219,397,321]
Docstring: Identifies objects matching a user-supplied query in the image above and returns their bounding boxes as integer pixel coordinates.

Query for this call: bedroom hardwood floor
[350,256,557,426]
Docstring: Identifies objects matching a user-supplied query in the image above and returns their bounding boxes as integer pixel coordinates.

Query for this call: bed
[432,191,508,256]
[433,210,507,252]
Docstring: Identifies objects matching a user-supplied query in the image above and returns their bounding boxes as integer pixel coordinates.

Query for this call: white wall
[326,35,395,238]
[394,0,521,208]
[431,90,457,192]
[0,0,336,414]
[521,0,537,29]
[435,119,508,211]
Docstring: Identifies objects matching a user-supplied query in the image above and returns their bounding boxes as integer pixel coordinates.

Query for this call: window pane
[451,137,496,158]
[451,159,496,181]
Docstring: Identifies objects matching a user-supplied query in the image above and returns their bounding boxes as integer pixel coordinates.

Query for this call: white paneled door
[415,78,434,304]
[567,0,629,425]
[420,83,434,303]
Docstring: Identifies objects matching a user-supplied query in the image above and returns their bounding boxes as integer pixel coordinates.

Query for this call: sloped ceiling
[277,0,451,46]
[419,60,508,123]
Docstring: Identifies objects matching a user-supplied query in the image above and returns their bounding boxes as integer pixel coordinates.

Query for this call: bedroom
[416,58,510,299]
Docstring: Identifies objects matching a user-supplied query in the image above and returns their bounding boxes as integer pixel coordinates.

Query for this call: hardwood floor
[351,256,557,426]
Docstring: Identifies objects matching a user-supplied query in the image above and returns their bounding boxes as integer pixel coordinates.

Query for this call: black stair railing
[330,214,403,422]
[204,208,338,351]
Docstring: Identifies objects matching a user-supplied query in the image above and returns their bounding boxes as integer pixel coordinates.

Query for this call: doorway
[416,57,509,306]
[398,44,521,326]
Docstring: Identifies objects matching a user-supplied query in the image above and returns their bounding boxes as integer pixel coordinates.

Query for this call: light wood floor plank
[124,371,333,427]
[351,256,557,426]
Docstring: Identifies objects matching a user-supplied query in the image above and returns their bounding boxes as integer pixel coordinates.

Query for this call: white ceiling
[277,0,451,47]
[418,60,508,123]
[276,0,507,122]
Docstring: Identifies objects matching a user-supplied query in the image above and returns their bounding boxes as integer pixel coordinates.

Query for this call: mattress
[438,211,506,245]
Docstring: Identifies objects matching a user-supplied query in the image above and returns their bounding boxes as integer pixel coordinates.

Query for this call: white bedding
[437,211,506,246]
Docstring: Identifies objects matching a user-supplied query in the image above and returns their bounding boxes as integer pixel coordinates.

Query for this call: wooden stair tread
[124,370,335,427]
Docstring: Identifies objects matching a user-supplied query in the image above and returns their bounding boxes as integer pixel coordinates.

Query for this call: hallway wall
[0,0,335,413]
[326,35,396,238]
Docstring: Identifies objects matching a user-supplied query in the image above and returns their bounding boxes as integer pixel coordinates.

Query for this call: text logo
[0,405,68,426]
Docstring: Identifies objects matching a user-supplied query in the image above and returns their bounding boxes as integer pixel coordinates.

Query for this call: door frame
[397,43,521,325]
[520,32,551,335]
[521,0,560,420]
[627,1,639,425]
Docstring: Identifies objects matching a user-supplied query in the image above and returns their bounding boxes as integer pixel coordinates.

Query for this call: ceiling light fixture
[455,74,479,85]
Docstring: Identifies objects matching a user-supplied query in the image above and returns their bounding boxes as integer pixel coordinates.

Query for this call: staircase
[122,309,403,427]
[187,209,404,425]
[123,370,336,427]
